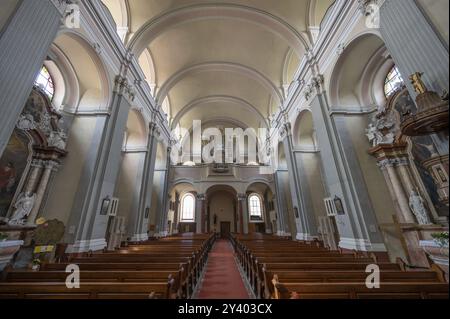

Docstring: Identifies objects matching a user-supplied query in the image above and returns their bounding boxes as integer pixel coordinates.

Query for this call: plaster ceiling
[102,0,335,131]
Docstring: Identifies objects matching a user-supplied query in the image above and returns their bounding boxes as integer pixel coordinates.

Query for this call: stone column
[157,146,171,237]
[281,122,318,240]
[235,201,241,234]
[24,159,44,194]
[273,171,289,236]
[129,122,159,242]
[237,194,249,234]
[172,193,180,234]
[379,0,449,97]
[195,194,206,234]
[0,0,65,156]
[263,197,272,234]
[27,160,58,225]
[378,159,415,224]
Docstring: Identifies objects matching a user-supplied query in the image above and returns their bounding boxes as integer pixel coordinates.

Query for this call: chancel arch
[205,185,238,236]
[127,3,310,58]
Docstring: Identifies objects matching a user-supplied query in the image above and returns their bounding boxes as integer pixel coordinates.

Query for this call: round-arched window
[34,66,55,101]
[180,193,196,222]
[384,66,404,98]
[248,194,263,221]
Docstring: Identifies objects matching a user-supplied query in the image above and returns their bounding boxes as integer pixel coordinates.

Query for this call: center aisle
[195,239,251,299]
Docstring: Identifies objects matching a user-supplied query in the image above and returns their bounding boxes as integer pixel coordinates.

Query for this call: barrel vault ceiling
[101,0,335,131]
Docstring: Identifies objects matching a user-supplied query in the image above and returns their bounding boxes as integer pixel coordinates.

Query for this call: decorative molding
[130,233,149,242]
[377,157,410,170]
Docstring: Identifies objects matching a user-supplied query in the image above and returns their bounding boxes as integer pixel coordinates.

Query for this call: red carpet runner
[196,239,250,299]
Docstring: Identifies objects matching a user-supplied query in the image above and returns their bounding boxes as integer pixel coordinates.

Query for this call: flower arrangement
[431,232,449,248]
[31,258,41,270]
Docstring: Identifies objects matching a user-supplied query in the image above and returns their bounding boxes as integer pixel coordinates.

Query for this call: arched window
[34,66,55,101]
[180,193,196,222]
[384,66,404,98]
[248,194,263,221]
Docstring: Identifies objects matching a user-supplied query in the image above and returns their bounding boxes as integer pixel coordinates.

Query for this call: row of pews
[0,233,215,299]
[231,234,449,299]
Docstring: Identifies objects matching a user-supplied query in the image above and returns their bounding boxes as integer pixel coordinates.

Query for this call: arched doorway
[205,185,237,238]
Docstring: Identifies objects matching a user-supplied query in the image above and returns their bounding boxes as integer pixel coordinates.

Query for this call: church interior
[0,0,449,300]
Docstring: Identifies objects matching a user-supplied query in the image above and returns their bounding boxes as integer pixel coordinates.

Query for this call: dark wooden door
[220,222,231,239]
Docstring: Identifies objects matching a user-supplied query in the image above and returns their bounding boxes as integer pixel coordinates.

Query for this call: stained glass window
[181,193,195,222]
[384,66,404,98]
[34,66,54,100]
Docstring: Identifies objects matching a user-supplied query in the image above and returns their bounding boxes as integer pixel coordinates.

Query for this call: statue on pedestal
[409,190,432,225]
[8,193,36,226]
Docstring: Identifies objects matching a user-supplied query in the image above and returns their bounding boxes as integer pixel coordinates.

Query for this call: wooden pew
[231,234,449,300]
[0,282,176,299]
[271,278,449,299]
[263,269,446,299]
[0,233,216,299]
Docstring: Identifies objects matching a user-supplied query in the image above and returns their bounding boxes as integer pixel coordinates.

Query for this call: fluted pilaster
[0,0,63,156]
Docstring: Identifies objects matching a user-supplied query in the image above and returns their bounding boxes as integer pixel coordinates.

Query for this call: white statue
[16,114,36,131]
[8,193,36,226]
[48,130,67,150]
[409,190,432,225]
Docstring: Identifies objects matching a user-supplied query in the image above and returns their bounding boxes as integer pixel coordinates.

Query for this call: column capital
[31,159,44,168]
[43,160,59,171]
[49,0,75,16]
[114,75,135,102]
[377,157,410,170]
[358,0,384,16]
[237,194,247,201]
[196,193,206,201]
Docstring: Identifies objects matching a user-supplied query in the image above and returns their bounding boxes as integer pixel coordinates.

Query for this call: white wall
[208,192,235,232]
[43,116,102,225]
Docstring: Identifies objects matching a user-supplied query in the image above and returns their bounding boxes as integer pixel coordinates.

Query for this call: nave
[0,233,448,299]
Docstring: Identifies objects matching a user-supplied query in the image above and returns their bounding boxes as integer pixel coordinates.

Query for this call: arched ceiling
[102,0,335,132]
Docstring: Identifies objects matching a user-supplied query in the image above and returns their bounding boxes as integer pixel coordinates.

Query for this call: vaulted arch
[156,62,283,106]
[171,95,268,130]
[128,3,310,57]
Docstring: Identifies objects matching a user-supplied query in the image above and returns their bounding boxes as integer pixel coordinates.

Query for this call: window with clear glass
[248,194,263,220]
[34,66,55,101]
[181,193,195,222]
[384,66,404,98]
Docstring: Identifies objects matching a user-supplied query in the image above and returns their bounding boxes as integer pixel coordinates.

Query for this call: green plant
[0,233,8,241]
[32,259,41,266]
[431,232,449,248]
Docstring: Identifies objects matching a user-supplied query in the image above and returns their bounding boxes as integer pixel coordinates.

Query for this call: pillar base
[339,237,387,252]
[296,233,318,241]
[130,233,148,242]
[65,238,107,253]
[154,231,169,238]
[276,231,291,237]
